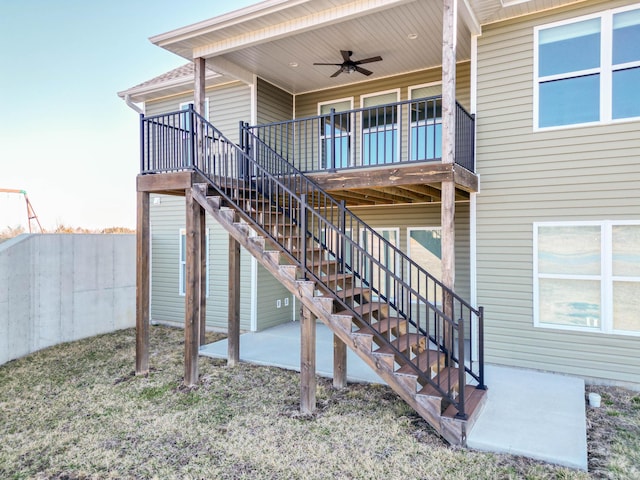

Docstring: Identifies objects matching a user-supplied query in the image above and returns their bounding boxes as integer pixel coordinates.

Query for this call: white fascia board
[192,0,412,58]
[150,0,310,47]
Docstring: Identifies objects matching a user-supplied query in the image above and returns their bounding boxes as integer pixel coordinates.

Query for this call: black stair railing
[141,105,485,419]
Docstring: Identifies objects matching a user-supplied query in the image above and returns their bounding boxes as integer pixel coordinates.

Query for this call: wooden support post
[184,188,201,386]
[333,333,347,389]
[228,214,241,367]
[194,57,206,168]
[442,0,458,357]
[135,191,150,375]
[194,57,206,117]
[300,306,316,414]
[199,205,207,346]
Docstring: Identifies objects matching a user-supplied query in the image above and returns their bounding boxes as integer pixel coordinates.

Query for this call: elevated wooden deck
[137,162,478,207]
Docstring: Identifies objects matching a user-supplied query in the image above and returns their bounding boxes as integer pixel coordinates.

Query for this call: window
[318,98,353,169]
[361,91,400,166]
[179,228,209,296]
[534,5,640,129]
[359,228,400,300]
[409,84,442,161]
[408,226,443,303]
[534,221,640,335]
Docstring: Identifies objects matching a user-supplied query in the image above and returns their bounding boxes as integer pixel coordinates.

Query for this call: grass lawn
[0,325,638,479]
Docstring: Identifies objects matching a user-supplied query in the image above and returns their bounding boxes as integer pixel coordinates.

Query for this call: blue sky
[0,0,257,230]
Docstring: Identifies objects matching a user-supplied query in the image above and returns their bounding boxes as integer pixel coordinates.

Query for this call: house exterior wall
[295,62,471,117]
[145,81,251,143]
[475,0,640,385]
[257,77,293,124]
[148,194,253,331]
[256,267,295,331]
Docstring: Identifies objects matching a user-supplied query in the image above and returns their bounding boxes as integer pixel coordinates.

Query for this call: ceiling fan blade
[330,68,343,78]
[354,56,383,65]
[355,66,373,76]
[314,62,342,66]
[340,50,353,62]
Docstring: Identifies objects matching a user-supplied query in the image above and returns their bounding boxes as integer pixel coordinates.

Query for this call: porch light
[289,62,299,68]
[407,33,418,40]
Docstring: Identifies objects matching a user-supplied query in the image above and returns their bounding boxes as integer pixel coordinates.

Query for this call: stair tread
[375,333,426,356]
[443,385,487,419]
[334,287,372,300]
[321,272,353,282]
[335,302,383,318]
[354,317,408,336]
[418,367,460,397]
[395,349,445,376]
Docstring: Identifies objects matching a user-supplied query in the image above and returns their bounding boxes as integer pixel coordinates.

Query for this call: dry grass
[0,325,636,480]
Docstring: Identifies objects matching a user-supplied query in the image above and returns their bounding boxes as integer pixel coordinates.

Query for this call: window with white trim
[360,90,400,166]
[407,226,443,314]
[408,84,442,161]
[359,227,400,301]
[179,228,209,296]
[533,221,640,335]
[318,98,353,169]
[534,4,640,129]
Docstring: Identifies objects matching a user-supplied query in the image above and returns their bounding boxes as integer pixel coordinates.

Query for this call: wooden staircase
[139,107,487,446]
[191,183,486,446]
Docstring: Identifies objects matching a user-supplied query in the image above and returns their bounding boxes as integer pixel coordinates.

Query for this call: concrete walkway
[200,321,587,470]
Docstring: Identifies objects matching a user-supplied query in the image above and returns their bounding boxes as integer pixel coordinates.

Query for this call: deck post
[333,334,347,389]
[199,205,207,346]
[135,190,150,375]
[228,214,241,367]
[194,57,206,117]
[184,188,202,386]
[194,57,206,167]
[441,0,458,358]
[300,306,316,414]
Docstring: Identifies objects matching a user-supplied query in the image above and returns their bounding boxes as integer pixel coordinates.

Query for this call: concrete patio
[200,321,588,470]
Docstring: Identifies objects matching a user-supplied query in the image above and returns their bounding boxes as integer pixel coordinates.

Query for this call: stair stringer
[191,185,469,445]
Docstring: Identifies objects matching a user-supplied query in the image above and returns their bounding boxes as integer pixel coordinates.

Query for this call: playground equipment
[0,189,44,233]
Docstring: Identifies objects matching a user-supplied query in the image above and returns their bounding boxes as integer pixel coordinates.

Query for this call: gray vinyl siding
[145,81,251,143]
[476,0,640,385]
[257,78,293,124]
[149,194,252,331]
[350,203,471,300]
[256,267,295,331]
[295,62,471,117]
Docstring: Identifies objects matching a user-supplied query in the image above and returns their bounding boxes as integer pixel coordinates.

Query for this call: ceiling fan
[314,50,383,78]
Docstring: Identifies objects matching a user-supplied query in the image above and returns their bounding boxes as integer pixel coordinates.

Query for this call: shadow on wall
[0,234,136,365]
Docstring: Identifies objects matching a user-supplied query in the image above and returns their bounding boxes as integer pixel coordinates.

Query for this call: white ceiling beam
[192,0,414,59]
[204,57,254,85]
[459,0,482,35]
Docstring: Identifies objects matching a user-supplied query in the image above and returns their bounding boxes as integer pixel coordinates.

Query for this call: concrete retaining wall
[0,234,136,365]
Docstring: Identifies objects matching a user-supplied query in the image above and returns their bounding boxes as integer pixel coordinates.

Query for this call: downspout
[124,94,144,115]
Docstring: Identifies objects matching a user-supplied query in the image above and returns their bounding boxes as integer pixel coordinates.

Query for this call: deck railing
[140,106,485,419]
[246,96,475,173]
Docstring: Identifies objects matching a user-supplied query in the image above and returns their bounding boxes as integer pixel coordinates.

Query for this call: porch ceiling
[152,0,474,95]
